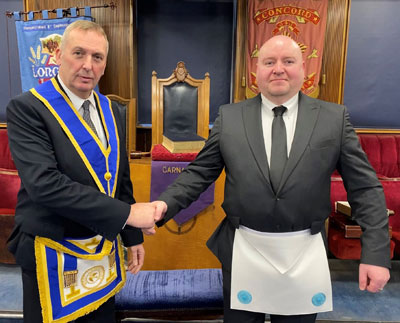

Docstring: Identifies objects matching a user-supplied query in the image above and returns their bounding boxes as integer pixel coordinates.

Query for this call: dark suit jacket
[6,85,142,269]
[158,93,391,271]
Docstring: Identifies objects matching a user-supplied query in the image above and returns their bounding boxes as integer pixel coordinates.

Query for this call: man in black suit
[7,20,161,323]
[152,36,391,322]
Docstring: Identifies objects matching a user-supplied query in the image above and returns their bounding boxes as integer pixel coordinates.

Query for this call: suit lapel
[278,93,320,191]
[242,94,271,185]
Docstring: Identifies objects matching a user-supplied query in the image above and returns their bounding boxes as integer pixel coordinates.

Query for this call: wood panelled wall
[23,0,136,100]
[319,0,350,104]
[233,0,351,104]
[233,0,247,103]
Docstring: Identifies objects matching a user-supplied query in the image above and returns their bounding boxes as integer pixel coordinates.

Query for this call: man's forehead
[65,34,107,52]
[260,49,300,59]
[66,29,105,43]
[261,37,300,50]
[259,44,301,58]
[70,44,105,50]
[266,36,297,47]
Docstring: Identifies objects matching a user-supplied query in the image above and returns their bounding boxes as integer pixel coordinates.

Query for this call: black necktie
[82,100,98,137]
[270,105,287,193]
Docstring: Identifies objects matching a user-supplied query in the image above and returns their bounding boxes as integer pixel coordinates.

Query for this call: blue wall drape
[343,0,400,129]
[0,0,23,123]
[136,0,235,126]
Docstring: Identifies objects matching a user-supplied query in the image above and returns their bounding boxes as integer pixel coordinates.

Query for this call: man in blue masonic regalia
[6,20,163,323]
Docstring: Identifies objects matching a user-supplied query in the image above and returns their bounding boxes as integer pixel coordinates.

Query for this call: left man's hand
[126,201,166,229]
[359,263,390,293]
[127,244,145,274]
[141,201,168,235]
[142,227,156,235]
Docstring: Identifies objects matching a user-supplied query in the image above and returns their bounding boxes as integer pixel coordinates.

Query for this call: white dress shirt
[57,76,107,147]
[260,93,299,167]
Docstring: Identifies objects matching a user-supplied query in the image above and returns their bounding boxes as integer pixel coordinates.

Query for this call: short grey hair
[61,20,109,53]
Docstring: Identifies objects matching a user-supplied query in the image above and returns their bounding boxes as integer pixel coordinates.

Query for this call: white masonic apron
[231,226,332,315]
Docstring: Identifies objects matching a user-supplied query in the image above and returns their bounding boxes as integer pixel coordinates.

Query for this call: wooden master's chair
[151,61,210,148]
[106,95,137,157]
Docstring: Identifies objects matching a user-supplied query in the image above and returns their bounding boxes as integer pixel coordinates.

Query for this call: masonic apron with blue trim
[30,78,125,323]
[231,226,332,315]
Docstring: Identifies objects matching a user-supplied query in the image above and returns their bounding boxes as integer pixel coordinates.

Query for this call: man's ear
[55,48,62,66]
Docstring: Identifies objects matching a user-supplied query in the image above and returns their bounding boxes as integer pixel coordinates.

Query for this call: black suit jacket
[6,85,142,269]
[158,93,391,271]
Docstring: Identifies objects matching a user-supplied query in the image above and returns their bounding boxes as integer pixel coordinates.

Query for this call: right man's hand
[126,202,165,229]
[359,263,390,293]
[141,201,168,235]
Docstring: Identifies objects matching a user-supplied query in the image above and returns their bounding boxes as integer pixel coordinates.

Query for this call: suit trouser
[22,268,116,323]
[222,268,317,323]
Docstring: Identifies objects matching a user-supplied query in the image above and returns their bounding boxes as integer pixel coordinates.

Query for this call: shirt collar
[57,75,95,111]
[260,92,299,115]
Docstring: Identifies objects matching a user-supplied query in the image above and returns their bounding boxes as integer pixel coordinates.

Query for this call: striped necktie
[82,100,98,137]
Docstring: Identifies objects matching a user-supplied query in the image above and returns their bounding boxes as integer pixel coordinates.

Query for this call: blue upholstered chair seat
[115,269,223,311]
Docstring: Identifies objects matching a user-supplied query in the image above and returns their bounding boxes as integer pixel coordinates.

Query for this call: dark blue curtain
[343,0,400,128]
[0,0,23,123]
[136,0,235,126]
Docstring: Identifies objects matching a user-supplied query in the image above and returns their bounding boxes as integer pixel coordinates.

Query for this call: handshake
[126,201,168,235]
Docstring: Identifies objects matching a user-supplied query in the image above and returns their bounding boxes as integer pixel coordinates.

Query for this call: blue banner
[15,17,90,92]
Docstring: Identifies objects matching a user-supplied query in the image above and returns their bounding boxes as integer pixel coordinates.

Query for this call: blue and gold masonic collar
[30,78,120,197]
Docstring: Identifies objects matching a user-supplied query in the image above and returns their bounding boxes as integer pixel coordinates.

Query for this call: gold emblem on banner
[251,44,259,58]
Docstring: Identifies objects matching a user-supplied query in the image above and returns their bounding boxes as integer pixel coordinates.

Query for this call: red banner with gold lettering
[246,0,328,99]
